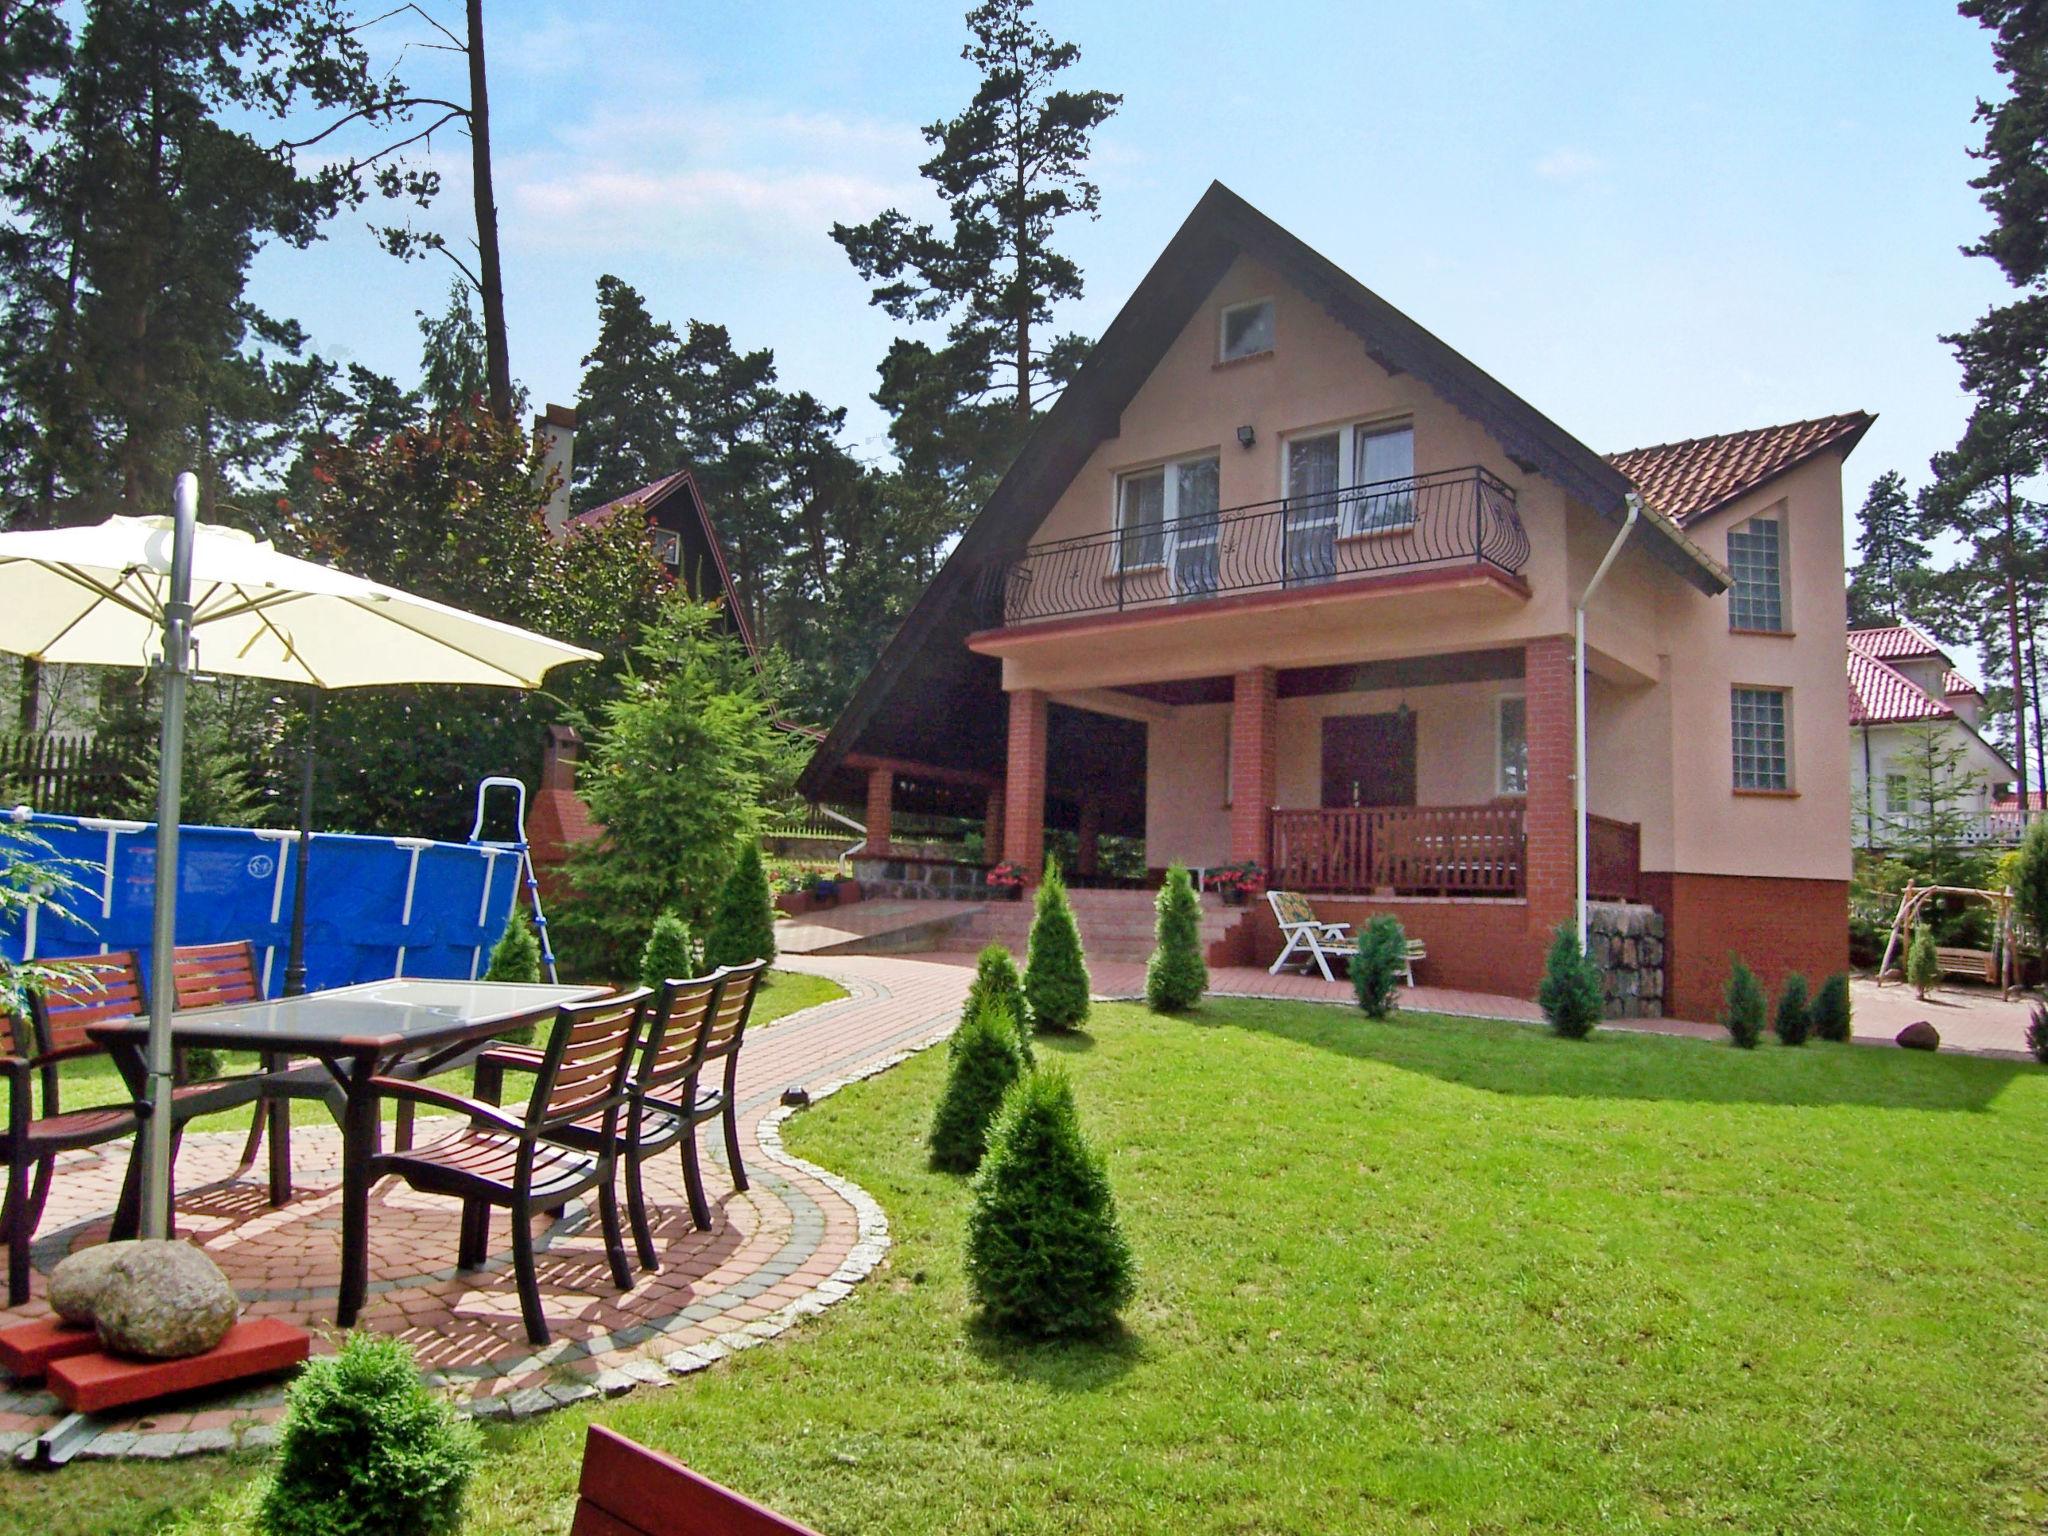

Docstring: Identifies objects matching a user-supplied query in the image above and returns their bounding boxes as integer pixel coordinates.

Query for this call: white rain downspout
[1575,491,1643,948]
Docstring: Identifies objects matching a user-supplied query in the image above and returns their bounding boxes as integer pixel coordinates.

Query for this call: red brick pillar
[1230,666,1277,866]
[984,782,1005,864]
[864,766,893,857]
[1076,802,1101,878]
[1004,689,1048,876]
[1523,636,1576,936]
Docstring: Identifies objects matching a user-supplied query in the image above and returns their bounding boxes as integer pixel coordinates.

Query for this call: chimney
[534,403,577,535]
[541,723,582,791]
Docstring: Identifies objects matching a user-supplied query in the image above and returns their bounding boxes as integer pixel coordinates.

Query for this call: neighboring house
[564,467,758,657]
[1846,623,2015,847]
[798,182,1866,1021]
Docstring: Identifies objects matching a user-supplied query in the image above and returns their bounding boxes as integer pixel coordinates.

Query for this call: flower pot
[1220,886,1246,907]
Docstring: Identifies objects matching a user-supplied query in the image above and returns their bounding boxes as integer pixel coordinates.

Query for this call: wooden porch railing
[1269,804,1526,896]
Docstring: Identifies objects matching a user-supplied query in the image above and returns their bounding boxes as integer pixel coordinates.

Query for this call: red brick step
[45,1318,312,1414]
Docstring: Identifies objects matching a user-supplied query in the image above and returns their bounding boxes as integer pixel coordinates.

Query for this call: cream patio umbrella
[0,475,599,1235]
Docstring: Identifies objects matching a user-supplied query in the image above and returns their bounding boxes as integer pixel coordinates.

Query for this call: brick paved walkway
[0,956,970,1460]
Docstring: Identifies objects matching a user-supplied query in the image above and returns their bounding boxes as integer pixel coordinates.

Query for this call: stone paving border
[0,955,971,1462]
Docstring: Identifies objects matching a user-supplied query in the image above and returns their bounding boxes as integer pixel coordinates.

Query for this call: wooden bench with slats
[571,1425,822,1536]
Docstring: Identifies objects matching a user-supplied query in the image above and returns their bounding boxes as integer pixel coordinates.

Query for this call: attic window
[1220,299,1275,362]
[649,527,681,568]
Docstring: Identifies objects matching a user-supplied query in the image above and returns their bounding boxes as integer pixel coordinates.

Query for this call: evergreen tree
[638,911,698,989]
[965,1066,1133,1338]
[417,280,488,423]
[1907,924,1942,1000]
[1721,959,1765,1049]
[929,998,1026,1173]
[832,0,1120,544]
[1773,972,1812,1046]
[1865,718,1989,884]
[572,274,684,511]
[484,909,542,984]
[1812,971,1854,1043]
[965,943,1032,1065]
[2014,813,2048,952]
[1847,470,1930,625]
[1537,923,1604,1039]
[701,840,779,972]
[1352,915,1409,1021]
[1144,865,1206,1012]
[1022,858,1090,1031]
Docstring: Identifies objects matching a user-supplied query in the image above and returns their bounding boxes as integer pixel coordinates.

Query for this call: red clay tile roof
[1608,412,1874,526]
[1943,668,1981,697]
[1846,623,1944,662]
[1848,648,1952,727]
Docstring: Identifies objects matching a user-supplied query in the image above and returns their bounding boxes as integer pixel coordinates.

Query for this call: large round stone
[90,1240,239,1360]
[1897,1020,1942,1053]
[47,1242,132,1325]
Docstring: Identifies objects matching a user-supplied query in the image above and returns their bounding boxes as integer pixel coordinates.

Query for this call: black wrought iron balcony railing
[976,465,1529,628]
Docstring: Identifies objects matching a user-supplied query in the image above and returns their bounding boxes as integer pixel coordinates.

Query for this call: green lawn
[7,997,2048,1535]
[36,967,847,1129]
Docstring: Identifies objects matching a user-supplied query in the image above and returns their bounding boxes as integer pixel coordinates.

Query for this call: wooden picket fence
[0,733,134,816]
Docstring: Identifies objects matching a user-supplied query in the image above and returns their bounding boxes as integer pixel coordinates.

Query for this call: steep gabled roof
[1609,414,1874,527]
[1846,622,1945,664]
[797,181,1732,801]
[566,466,757,658]
[1847,648,1952,727]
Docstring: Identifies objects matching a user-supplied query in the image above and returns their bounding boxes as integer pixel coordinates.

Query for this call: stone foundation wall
[1589,901,1665,1019]
[850,855,991,902]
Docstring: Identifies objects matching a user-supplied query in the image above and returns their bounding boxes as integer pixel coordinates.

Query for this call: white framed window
[1219,298,1275,362]
[1283,420,1416,543]
[1496,694,1528,795]
[1728,514,1785,632]
[1885,772,1909,815]
[1116,452,1221,592]
[648,527,681,568]
[1732,686,1791,791]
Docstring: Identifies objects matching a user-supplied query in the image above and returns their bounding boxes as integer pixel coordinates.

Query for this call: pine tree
[1144,865,1206,1012]
[417,280,489,423]
[929,998,1026,1173]
[1847,471,1930,625]
[966,1066,1133,1338]
[572,274,685,511]
[1537,923,1604,1039]
[638,911,698,989]
[965,944,1032,1065]
[1721,959,1765,1049]
[1872,719,1989,884]
[701,840,779,972]
[1023,858,1090,1031]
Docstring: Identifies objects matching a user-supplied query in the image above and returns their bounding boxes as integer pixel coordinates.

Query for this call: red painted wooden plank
[0,1317,97,1382]
[45,1318,311,1414]
[573,1425,823,1536]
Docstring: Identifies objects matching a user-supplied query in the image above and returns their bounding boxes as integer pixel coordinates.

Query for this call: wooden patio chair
[365,989,652,1346]
[571,1423,822,1535]
[1266,890,1354,983]
[3,952,261,1304]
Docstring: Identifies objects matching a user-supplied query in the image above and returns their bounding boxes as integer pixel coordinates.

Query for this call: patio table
[89,978,603,1326]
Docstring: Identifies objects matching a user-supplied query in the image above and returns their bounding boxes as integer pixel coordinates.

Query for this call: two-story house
[1847,622,2015,846]
[799,184,1865,1021]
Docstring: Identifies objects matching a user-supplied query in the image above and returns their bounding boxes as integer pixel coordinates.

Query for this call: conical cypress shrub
[929,999,1028,1173]
[1906,925,1940,1000]
[484,909,542,983]
[1811,971,1853,1043]
[1722,958,1765,1048]
[1537,922,1604,1039]
[1352,914,1409,1020]
[1023,858,1090,1032]
[639,911,699,989]
[965,944,1032,1065]
[1773,971,1811,1046]
[702,840,778,970]
[966,1066,1134,1338]
[1144,865,1207,1012]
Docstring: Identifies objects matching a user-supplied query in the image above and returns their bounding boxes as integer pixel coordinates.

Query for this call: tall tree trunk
[2004,472,2029,812]
[466,0,512,422]
[2028,591,2046,801]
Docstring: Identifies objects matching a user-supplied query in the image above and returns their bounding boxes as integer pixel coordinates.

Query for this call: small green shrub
[1774,972,1811,1046]
[929,999,1028,1173]
[702,841,778,971]
[1023,859,1090,1032]
[1811,971,1853,1043]
[1351,915,1408,1019]
[966,1066,1134,1338]
[1537,923,1604,1039]
[258,1332,479,1536]
[1721,959,1765,1049]
[638,911,699,989]
[965,944,1032,1066]
[484,908,545,1040]
[1906,924,1941,999]
[1144,865,1207,1013]
[2012,815,2048,953]
[2026,1001,2048,1065]
[181,1046,223,1081]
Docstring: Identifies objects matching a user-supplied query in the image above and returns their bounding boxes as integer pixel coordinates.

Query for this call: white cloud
[1534,148,1601,182]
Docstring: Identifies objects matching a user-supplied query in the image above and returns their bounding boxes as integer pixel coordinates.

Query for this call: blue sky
[258,0,2003,528]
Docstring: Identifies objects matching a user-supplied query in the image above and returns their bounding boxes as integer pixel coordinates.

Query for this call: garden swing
[1874,882,2018,997]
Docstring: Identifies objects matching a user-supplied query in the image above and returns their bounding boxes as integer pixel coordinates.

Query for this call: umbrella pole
[142,473,199,1239]
[282,692,319,996]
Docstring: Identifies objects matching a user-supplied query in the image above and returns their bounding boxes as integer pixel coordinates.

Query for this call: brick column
[864,766,893,857]
[1003,689,1048,876]
[1523,636,1576,936]
[1229,666,1277,866]
[984,782,1005,864]
[1076,802,1101,878]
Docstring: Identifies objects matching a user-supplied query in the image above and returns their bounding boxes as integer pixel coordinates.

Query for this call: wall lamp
[1236,424,1256,449]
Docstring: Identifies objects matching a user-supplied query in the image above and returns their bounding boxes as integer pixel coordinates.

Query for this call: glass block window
[1728,516,1784,631]
[1732,687,1790,791]
[1497,695,1527,795]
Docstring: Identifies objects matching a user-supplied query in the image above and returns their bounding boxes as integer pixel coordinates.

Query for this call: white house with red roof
[1846,622,2014,846]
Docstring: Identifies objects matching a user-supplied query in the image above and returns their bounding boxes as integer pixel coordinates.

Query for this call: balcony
[978,466,1528,628]
[1268,805,1641,901]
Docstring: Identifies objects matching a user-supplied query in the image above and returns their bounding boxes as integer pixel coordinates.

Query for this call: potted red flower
[986,861,1026,899]
[1209,860,1267,906]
